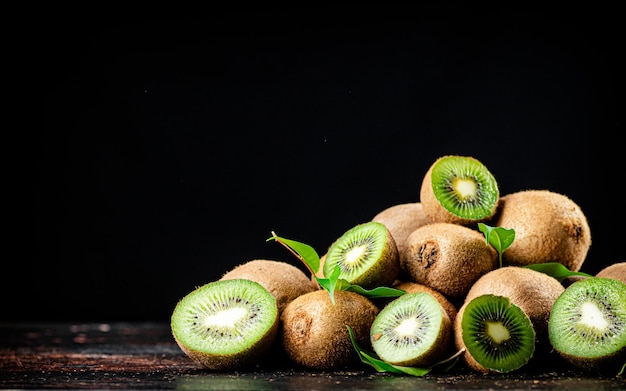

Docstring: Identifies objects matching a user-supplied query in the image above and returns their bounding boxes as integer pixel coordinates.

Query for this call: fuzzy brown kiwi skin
[459,266,564,356]
[401,222,498,300]
[595,261,626,284]
[372,202,431,262]
[280,289,379,370]
[220,259,319,314]
[420,155,499,227]
[492,189,591,272]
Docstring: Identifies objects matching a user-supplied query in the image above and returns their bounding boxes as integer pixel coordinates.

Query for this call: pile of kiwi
[170,154,626,376]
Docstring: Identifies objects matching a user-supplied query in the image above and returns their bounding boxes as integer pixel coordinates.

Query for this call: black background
[20,4,620,322]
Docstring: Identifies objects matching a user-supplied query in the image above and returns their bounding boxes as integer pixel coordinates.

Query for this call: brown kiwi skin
[420,155,499,227]
[595,261,626,284]
[492,189,591,272]
[456,266,564,359]
[371,202,431,262]
[220,259,318,314]
[280,289,379,370]
[401,222,498,300]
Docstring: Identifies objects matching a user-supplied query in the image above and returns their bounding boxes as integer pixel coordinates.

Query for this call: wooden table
[1,322,624,390]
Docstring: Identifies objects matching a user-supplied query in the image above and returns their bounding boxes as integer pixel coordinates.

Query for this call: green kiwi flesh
[370,292,452,367]
[323,221,399,289]
[421,155,499,225]
[460,294,535,373]
[171,278,279,371]
[548,277,626,372]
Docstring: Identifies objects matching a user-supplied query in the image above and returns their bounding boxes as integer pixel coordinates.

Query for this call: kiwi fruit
[370,291,453,367]
[220,259,318,313]
[462,266,564,351]
[492,189,591,272]
[170,278,279,371]
[548,277,626,372]
[391,281,458,323]
[420,155,500,226]
[371,202,431,260]
[455,294,536,373]
[280,289,379,370]
[401,222,498,299]
[323,221,400,290]
[596,261,626,284]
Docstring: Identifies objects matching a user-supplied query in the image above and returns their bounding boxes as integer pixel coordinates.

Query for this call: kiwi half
[420,155,499,226]
[171,279,279,371]
[401,222,498,299]
[456,294,536,374]
[492,189,591,272]
[220,259,318,313]
[370,292,452,367]
[548,277,626,372]
[323,221,400,290]
[280,289,379,370]
[463,266,564,352]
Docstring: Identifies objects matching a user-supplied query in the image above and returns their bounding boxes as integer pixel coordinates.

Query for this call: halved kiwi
[456,294,536,374]
[492,189,591,272]
[323,221,400,289]
[170,279,279,371]
[220,259,318,313]
[463,266,564,352]
[548,277,626,372]
[370,291,452,367]
[420,155,499,226]
[280,289,379,370]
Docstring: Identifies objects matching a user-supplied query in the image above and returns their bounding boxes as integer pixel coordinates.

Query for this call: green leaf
[523,262,593,282]
[315,265,342,304]
[346,285,406,299]
[347,325,464,376]
[478,223,515,268]
[267,232,320,274]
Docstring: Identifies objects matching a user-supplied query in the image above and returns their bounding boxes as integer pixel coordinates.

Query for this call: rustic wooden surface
[1,322,624,390]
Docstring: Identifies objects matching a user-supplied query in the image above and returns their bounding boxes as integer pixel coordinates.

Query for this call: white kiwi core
[486,321,510,344]
[345,245,367,266]
[453,178,477,200]
[395,317,420,337]
[205,307,247,328]
[579,302,608,330]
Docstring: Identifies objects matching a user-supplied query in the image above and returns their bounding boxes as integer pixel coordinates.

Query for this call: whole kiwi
[280,289,379,370]
[371,202,431,260]
[220,259,318,313]
[595,261,626,284]
[492,189,591,272]
[401,222,498,299]
[420,155,500,227]
[459,266,565,352]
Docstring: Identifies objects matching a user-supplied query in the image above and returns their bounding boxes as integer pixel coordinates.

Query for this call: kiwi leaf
[268,232,405,304]
[523,262,593,282]
[348,325,464,376]
[478,223,515,268]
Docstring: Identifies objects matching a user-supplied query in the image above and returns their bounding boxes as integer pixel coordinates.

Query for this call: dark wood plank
[1,322,624,390]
